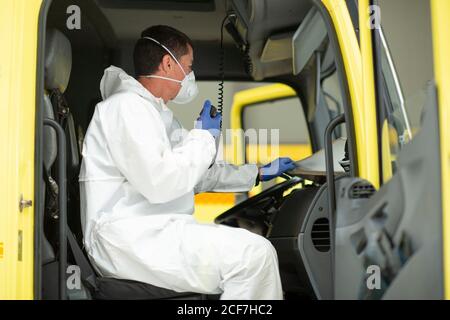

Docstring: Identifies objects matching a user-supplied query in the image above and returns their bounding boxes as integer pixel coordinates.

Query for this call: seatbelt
[43,95,96,294]
[49,89,70,125]
[67,229,98,291]
[43,167,59,220]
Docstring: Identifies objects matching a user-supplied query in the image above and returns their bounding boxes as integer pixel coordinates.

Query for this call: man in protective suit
[79,25,296,299]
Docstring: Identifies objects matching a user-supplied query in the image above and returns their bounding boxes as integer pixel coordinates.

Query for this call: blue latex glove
[259,157,296,182]
[195,100,222,139]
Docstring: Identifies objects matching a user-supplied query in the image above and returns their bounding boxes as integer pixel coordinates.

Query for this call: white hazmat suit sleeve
[167,115,259,194]
[194,161,259,193]
[102,92,216,204]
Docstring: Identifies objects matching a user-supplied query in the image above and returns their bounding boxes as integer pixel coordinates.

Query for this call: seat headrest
[45,29,72,93]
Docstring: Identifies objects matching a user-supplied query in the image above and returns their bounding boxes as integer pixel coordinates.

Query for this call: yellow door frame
[321,0,380,188]
[0,0,43,300]
[431,0,450,300]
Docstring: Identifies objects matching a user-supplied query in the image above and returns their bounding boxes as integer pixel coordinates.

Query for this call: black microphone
[209,105,218,118]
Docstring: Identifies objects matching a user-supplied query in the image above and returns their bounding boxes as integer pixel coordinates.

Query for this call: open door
[332,0,447,299]
[0,0,43,300]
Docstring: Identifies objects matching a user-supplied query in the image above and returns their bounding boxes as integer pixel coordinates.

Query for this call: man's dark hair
[134,25,193,77]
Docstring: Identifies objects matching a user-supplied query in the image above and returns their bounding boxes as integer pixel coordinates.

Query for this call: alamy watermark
[366,265,381,290]
[66,265,81,290]
[66,5,81,30]
[171,127,285,173]
[65,263,383,291]
[64,4,382,31]
[368,5,381,30]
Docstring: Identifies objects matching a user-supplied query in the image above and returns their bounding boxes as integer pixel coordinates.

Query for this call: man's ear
[160,54,172,74]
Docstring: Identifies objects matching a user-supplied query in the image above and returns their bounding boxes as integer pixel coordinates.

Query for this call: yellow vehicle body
[0,0,42,299]
[0,0,449,299]
[431,0,450,299]
[322,0,379,188]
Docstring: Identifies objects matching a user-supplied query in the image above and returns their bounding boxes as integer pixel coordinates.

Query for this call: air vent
[349,182,376,199]
[311,218,330,252]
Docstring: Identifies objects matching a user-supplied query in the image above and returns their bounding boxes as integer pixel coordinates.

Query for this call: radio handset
[199,104,219,119]
[201,104,221,168]
[209,105,219,118]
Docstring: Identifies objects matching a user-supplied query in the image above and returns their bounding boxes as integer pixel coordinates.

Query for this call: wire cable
[217,15,229,129]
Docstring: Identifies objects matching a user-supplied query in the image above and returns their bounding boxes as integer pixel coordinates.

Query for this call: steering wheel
[215,176,302,224]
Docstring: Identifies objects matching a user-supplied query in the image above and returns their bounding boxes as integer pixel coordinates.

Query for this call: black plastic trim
[324,113,346,300]
[43,119,67,300]
[34,0,52,301]
[97,0,215,11]
[371,0,384,185]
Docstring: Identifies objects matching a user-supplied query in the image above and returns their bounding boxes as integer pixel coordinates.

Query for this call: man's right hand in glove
[195,100,222,139]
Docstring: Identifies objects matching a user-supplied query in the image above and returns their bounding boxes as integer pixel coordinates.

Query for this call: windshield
[379,28,412,147]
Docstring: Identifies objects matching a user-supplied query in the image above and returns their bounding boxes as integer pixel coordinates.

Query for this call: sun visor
[261,32,294,63]
[292,8,327,75]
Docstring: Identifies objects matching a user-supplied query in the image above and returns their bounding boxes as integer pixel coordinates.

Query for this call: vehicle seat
[43,28,205,300]
[41,95,57,265]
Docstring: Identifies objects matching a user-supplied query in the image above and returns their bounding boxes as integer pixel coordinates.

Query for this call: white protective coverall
[79,66,283,299]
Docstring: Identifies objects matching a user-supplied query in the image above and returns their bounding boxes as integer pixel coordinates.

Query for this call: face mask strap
[141,74,182,83]
[141,36,186,76]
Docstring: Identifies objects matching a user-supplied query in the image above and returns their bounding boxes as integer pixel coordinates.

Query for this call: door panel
[334,84,443,299]
[333,0,445,299]
[0,0,42,299]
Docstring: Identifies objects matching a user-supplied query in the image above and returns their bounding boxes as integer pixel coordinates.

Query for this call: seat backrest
[45,28,86,242]
[42,28,97,299]
[43,95,57,172]
[42,28,75,262]
[45,29,79,174]
[45,29,72,93]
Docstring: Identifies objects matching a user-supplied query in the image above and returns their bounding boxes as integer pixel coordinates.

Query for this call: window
[376,0,434,176]
[322,69,346,139]
[242,95,311,165]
